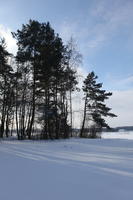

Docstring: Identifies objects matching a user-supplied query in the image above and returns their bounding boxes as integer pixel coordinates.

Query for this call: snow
[0,133,133,200]
[103,131,133,140]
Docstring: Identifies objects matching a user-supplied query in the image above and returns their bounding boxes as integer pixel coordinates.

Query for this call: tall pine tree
[80,71,117,138]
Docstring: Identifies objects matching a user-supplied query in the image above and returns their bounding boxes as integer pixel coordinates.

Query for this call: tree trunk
[80,95,87,137]
[70,89,73,137]
[28,61,36,139]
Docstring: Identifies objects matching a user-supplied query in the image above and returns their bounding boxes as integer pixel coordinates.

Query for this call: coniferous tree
[12,20,75,139]
[36,22,67,139]
[80,71,117,138]
[0,38,14,138]
[12,20,43,139]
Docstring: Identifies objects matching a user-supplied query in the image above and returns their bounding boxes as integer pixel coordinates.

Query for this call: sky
[0,0,133,127]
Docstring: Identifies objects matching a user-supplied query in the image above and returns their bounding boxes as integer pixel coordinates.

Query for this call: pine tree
[36,22,66,139]
[12,20,43,139]
[0,38,14,138]
[80,71,117,138]
[12,20,72,139]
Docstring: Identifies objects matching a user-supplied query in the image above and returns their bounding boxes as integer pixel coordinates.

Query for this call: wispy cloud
[0,24,17,54]
[105,74,133,90]
[59,0,133,54]
[88,0,133,45]
[117,76,133,88]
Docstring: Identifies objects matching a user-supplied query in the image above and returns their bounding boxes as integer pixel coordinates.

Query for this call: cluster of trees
[0,19,116,140]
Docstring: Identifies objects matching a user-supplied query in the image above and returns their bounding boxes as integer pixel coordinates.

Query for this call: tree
[80,71,117,138]
[12,20,72,139]
[36,22,67,139]
[66,37,82,136]
[12,20,44,139]
[0,38,14,138]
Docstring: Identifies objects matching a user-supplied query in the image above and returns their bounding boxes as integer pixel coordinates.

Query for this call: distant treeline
[0,19,116,140]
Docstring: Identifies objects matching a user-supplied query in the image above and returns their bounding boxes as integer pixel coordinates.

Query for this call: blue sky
[0,0,133,126]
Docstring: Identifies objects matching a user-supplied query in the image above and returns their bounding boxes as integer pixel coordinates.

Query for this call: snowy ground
[0,132,133,200]
[103,131,133,140]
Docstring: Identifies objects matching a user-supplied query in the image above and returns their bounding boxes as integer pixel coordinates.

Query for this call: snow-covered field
[103,131,133,140]
[0,132,133,200]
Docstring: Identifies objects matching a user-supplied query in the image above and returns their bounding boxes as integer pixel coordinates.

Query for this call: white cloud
[0,24,17,55]
[106,90,133,127]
